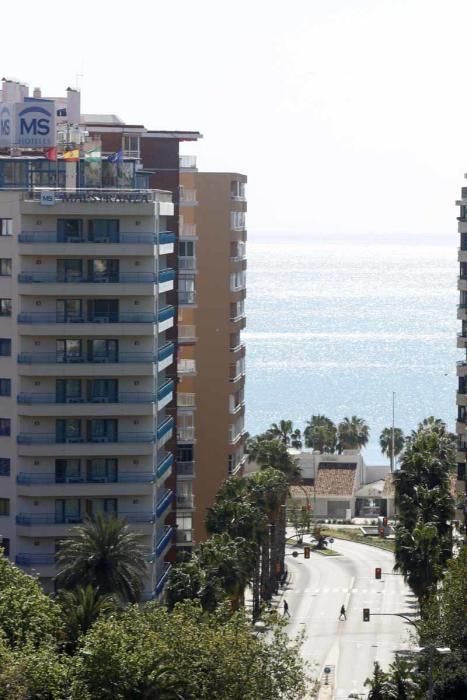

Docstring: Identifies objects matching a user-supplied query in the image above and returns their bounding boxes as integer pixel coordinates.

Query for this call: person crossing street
[339,604,347,620]
[283,600,291,617]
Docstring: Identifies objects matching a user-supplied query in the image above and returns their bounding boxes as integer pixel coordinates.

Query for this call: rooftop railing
[23,187,172,204]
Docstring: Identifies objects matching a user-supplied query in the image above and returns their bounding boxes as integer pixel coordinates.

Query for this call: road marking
[341,588,348,592]
[323,587,329,593]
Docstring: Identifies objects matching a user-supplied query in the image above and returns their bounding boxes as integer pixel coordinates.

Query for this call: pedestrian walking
[283,600,291,617]
[339,604,347,620]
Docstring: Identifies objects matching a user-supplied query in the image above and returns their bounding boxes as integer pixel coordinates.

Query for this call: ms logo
[0,105,10,137]
[18,105,51,136]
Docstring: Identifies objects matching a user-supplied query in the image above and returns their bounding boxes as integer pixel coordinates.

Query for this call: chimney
[33,87,42,98]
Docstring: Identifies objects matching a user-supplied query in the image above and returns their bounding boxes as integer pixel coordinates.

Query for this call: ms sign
[0,104,12,147]
[17,100,56,147]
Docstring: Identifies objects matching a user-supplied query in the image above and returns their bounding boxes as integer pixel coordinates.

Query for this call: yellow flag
[62,149,80,162]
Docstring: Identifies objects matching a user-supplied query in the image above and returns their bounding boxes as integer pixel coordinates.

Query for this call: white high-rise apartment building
[0,169,176,597]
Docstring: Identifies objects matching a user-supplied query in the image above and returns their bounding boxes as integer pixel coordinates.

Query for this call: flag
[84,147,102,162]
[62,149,80,162]
[44,147,57,161]
[56,108,67,117]
[107,149,123,163]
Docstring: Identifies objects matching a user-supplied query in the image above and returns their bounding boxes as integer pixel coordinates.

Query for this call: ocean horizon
[244,233,459,465]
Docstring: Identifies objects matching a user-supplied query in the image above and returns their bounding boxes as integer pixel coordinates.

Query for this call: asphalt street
[282,537,416,699]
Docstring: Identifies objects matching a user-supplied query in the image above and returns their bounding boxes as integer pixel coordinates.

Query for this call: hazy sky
[2,0,467,236]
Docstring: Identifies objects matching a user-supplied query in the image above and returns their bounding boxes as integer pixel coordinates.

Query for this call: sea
[244,233,459,465]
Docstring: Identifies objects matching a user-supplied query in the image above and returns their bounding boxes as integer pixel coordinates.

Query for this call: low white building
[288,450,395,520]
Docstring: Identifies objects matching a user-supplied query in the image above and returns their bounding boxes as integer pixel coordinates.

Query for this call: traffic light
[304,546,310,559]
[363,608,370,622]
[375,567,382,580]
[292,551,299,558]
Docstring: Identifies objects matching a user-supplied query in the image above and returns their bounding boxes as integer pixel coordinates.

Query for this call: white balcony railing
[178,359,196,375]
[177,426,195,441]
[179,325,196,341]
[178,393,196,407]
[180,224,197,237]
[179,257,197,271]
[179,155,197,170]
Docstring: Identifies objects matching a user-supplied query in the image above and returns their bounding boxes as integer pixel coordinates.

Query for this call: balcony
[19,230,175,245]
[18,351,157,365]
[179,224,197,238]
[18,306,175,327]
[176,529,193,545]
[177,461,195,478]
[16,512,155,526]
[155,489,173,518]
[177,426,195,442]
[177,359,196,375]
[156,453,174,481]
[157,380,174,401]
[16,471,156,485]
[179,155,197,171]
[17,392,159,405]
[178,325,196,343]
[177,393,196,409]
[157,416,174,442]
[18,270,174,285]
[179,257,197,272]
[16,553,55,567]
[155,526,173,557]
[23,188,170,204]
[178,291,196,306]
[155,563,172,596]
[179,189,198,206]
[17,432,156,445]
[176,494,194,509]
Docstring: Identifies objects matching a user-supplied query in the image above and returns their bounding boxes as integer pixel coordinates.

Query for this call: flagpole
[391,391,395,472]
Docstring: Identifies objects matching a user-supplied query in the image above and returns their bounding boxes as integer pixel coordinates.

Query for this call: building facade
[456,190,467,532]
[187,172,247,543]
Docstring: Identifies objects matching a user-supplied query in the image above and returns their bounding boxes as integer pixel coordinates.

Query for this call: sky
[2,0,467,237]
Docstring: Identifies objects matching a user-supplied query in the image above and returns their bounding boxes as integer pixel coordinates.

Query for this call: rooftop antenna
[75,73,84,91]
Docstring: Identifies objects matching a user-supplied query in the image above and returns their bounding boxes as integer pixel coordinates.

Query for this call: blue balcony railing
[157,342,175,362]
[18,272,159,284]
[18,312,158,324]
[16,553,56,566]
[16,512,155,526]
[16,471,156,485]
[17,432,155,445]
[155,526,173,557]
[155,490,173,518]
[157,416,174,441]
[156,453,174,481]
[157,380,174,402]
[19,231,176,245]
[158,306,175,323]
[155,563,172,596]
[17,392,158,405]
[18,351,159,364]
[158,269,175,283]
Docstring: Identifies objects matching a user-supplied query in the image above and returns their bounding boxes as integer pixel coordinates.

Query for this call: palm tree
[55,513,148,602]
[58,584,115,651]
[394,521,443,612]
[337,416,369,451]
[304,415,337,453]
[266,420,302,449]
[379,427,405,469]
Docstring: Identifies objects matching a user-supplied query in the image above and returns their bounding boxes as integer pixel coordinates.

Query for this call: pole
[391,391,395,472]
[428,653,434,700]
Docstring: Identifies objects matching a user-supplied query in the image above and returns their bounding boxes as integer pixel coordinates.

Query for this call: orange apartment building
[177,171,247,545]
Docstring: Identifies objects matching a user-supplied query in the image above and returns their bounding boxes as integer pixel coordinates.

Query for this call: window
[86,498,117,517]
[86,458,118,483]
[0,458,10,476]
[0,379,11,396]
[176,445,193,463]
[0,339,11,356]
[0,219,12,237]
[179,241,195,257]
[30,160,65,188]
[0,419,10,436]
[56,379,82,403]
[0,299,12,317]
[57,219,83,242]
[56,339,82,363]
[55,459,81,483]
[88,259,119,282]
[56,299,83,322]
[87,419,118,442]
[2,161,27,187]
[55,499,81,523]
[123,135,140,158]
[87,379,118,402]
[87,339,118,362]
[0,537,9,556]
[0,259,12,276]
[0,498,10,516]
[88,219,119,243]
[56,419,81,443]
[178,278,196,304]
[57,259,82,282]
[230,211,246,230]
[231,180,246,200]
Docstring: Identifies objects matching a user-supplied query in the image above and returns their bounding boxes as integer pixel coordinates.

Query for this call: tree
[365,661,387,700]
[0,638,69,700]
[379,427,405,465]
[70,601,307,700]
[58,585,116,652]
[304,415,337,453]
[266,420,302,449]
[394,521,443,611]
[55,513,148,603]
[247,436,301,481]
[337,416,369,451]
[0,552,62,649]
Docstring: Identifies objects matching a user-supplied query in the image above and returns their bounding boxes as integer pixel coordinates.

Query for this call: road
[282,537,416,699]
